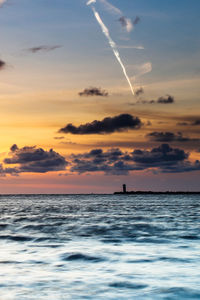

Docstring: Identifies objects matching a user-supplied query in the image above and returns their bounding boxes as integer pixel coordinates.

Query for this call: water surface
[0,194,200,299]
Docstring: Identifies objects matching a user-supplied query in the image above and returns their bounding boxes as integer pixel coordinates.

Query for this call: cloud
[0,59,6,70]
[117,45,144,50]
[191,120,200,126]
[79,87,108,97]
[27,45,62,53]
[59,114,142,135]
[157,95,174,104]
[131,144,187,166]
[118,16,133,32]
[70,144,200,175]
[99,0,122,15]
[4,145,68,173]
[133,62,152,77]
[54,137,65,140]
[137,95,175,105]
[118,16,140,32]
[176,118,200,126]
[135,87,144,97]
[0,164,19,177]
[2,143,200,176]
[176,122,189,126]
[10,144,18,152]
[70,148,135,175]
[133,16,140,25]
[147,132,190,142]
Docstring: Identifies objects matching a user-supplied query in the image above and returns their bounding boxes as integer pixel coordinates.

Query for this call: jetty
[114,184,200,195]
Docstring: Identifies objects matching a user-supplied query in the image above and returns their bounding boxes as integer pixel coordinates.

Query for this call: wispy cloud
[177,118,200,127]
[146,132,192,142]
[133,62,152,77]
[137,95,175,105]
[26,45,62,54]
[117,45,144,50]
[99,0,122,15]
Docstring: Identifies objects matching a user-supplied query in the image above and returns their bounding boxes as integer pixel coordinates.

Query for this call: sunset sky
[0,0,200,193]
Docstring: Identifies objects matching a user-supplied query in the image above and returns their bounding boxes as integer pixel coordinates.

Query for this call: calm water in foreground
[0,194,200,299]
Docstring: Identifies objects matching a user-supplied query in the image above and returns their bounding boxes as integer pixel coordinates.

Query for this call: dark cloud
[70,148,137,175]
[161,160,200,174]
[147,132,190,142]
[0,59,6,70]
[137,100,155,104]
[10,144,18,152]
[118,16,140,29]
[176,122,189,126]
[135,87,144,97]
[70,144,200,175]
[4,145,68,173]
[132,144,187,166]
[191,119,200,126]
[176,119,200,126]
[133,16,140,25]
[118,16,128,28]
[137,95,175,105]
[27,45,62,53]
[59,114,142,135]
[79,87,108,97]
[157,95,174,104]
[0,164,19,177]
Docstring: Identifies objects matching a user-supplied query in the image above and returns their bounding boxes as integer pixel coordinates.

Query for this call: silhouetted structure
[123,184,127,193]
[114,184,200,195]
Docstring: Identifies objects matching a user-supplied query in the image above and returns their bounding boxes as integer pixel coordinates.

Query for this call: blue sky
[0,0,199,94]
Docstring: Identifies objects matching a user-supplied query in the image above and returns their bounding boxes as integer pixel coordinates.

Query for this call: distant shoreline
[0,192,199,196]
[114,191,200,195]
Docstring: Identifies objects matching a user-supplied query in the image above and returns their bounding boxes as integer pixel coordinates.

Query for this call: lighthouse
[123,184,127,193]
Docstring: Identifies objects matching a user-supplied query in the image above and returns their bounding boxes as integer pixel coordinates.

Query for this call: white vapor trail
[89,5,134,95]
[87,0,96,5]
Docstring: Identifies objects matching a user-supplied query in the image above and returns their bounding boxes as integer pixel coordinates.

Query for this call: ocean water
[0,194,200,300]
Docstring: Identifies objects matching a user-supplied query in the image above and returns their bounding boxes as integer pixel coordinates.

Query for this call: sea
[0,194,200,300]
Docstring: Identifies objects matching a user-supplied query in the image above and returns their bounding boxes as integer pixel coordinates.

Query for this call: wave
[109,281,148,289]
[159,287,200,299]
[0,234,32,242]
[61,253,104,262]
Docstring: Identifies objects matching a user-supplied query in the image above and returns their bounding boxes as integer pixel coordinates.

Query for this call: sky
[0,0,200,193]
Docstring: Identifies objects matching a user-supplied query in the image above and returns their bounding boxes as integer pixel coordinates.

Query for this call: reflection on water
[0,194,200,299]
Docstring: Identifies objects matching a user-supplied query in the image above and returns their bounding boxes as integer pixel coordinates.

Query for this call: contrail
[88,4,134,95]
